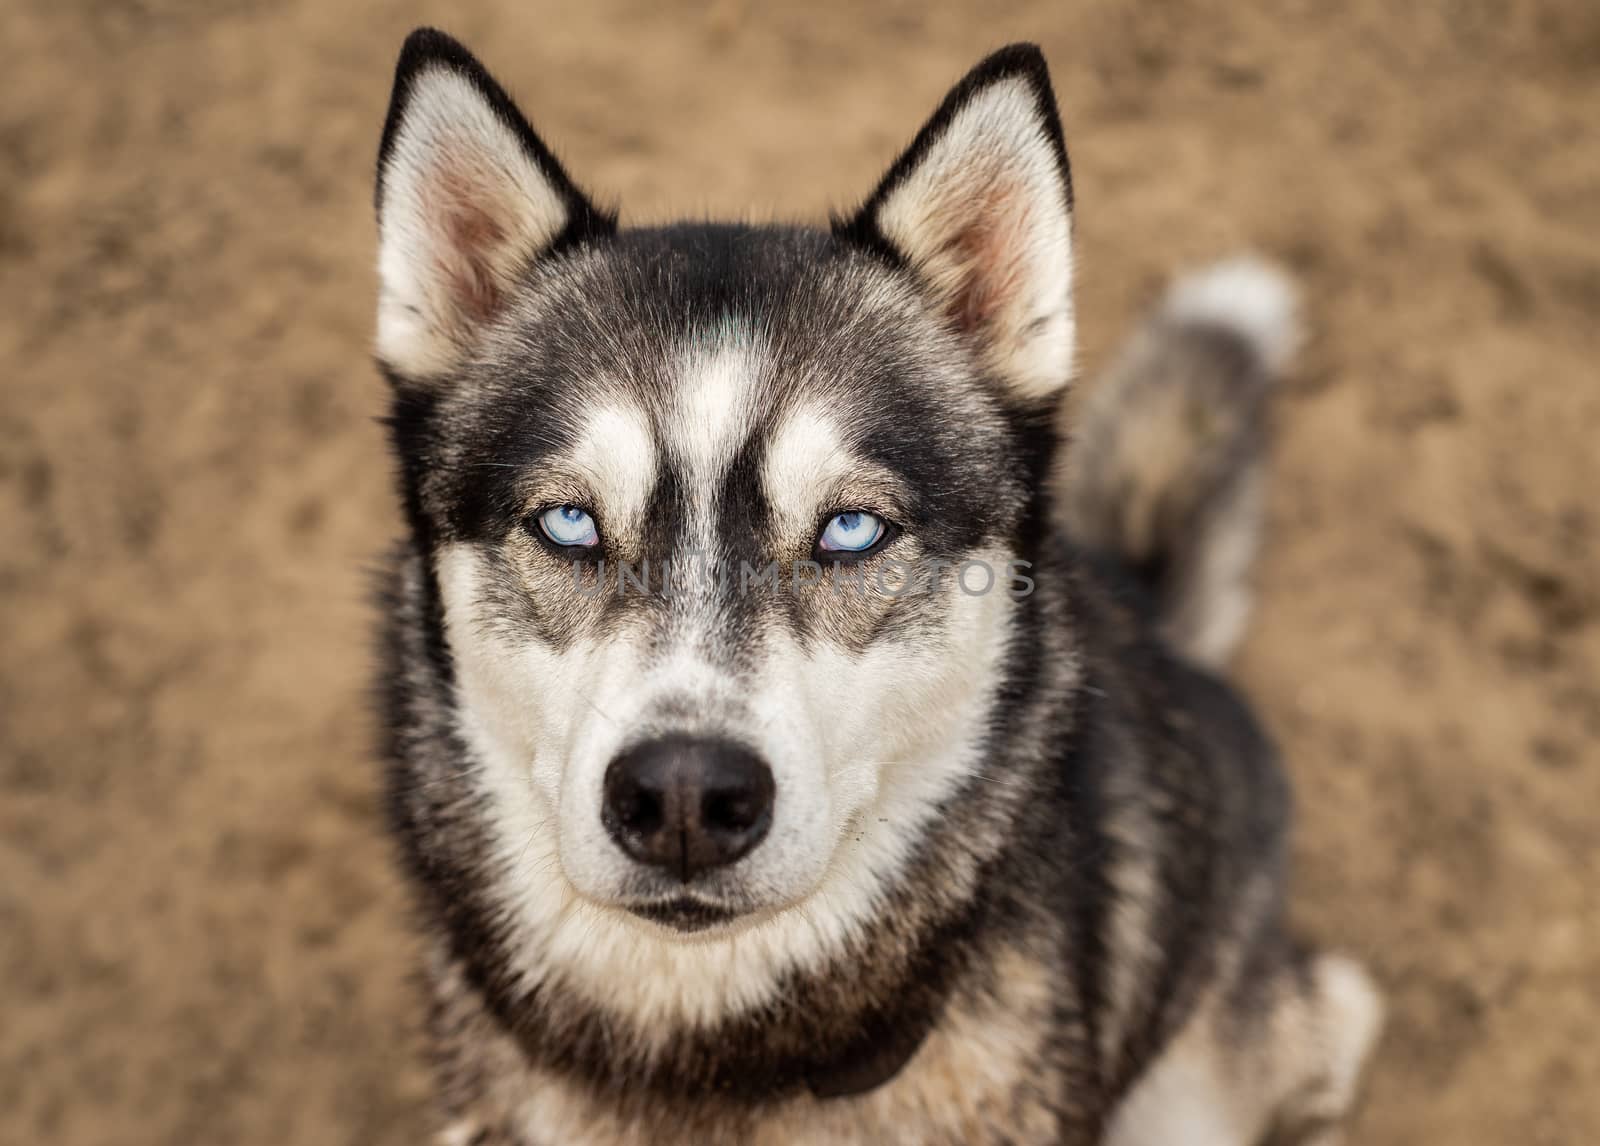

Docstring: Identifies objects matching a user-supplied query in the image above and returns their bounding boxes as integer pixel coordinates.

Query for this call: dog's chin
[560,854,823,941]
[563,845,841,941]
[624,894,747,936]
[607,884,812,940]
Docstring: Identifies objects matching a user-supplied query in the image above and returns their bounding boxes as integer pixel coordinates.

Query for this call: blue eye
[818,510,887,554]
[537,504,599,548]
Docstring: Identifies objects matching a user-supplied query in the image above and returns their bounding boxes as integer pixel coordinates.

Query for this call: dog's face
[376,34,1074,951]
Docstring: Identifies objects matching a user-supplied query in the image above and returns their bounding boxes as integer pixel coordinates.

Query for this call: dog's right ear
[375,29,615,382]
[835,45,1074,406]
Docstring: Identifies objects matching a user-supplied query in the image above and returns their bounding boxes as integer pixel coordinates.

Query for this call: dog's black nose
[602,736,775,881]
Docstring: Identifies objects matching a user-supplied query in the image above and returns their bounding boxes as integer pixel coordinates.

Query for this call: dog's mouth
[625,894,744,933]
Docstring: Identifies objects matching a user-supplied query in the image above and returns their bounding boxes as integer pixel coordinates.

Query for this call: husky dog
[372,28,1381,1145]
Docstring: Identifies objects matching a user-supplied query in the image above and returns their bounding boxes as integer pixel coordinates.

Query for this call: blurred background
[2,2,1597,1143]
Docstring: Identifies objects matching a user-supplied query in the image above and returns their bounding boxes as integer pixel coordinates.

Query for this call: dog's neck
[802,995,941,1099]
[427,923,1079,1144]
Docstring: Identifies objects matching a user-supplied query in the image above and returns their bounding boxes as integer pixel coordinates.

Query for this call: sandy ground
[2,2,1598,1143]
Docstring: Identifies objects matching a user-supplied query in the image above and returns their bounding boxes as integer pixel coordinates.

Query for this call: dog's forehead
[499,225,931,396]
[558,323,867,528]
[663,322,765,480]
[484,227,934,447]
[439,223,1019,546]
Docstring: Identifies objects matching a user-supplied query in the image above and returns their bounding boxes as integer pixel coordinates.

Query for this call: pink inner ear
[934,177,1034,337]
[426,162,511,323]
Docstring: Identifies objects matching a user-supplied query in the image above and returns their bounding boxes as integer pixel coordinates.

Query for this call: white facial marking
[651,333,765,659]
[762,406,854,536]
[669,336,760,486]
[437,523,1028,1034]
[567,403,657,534]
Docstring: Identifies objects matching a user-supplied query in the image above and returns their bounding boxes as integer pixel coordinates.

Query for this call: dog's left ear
[836,45,1074,404]
[375,28,615,382]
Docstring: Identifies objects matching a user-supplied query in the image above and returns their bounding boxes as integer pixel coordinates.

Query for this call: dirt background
[3,1,1597,1143]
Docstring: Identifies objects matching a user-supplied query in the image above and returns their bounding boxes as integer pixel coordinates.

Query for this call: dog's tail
[1059,257,1298,669]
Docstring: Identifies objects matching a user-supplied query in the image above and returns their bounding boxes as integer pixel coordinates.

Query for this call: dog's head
[376,32,1073,947]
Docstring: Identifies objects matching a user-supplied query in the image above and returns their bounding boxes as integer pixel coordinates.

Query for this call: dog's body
[372,31,1381,1145]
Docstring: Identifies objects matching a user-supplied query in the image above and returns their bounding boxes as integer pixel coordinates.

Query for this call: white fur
[873,77,1075,401]
[1105,952,1384,1146]
[1102,1018,1243,1146]
[1312,955,1386,1125]
[377,66,570,378]
[568,404,658,535]
[1163,257,1300,376]
[761,406,854,536]
[431,330,1031,1033]
[440,541,1020,1033]
[669,336,761,485]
